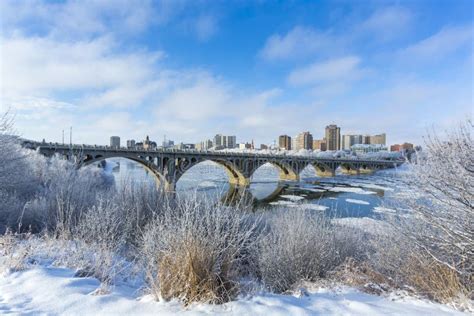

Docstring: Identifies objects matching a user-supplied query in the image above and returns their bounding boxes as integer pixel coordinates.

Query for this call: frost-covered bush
[0,112,114,234]
[0,113,37,196]
[258,210,365,293]
[366,121,473,307]
[141,194,259,305]
[392,121,473,295]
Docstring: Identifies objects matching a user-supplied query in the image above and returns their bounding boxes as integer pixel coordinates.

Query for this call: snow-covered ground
[0,266,464,316]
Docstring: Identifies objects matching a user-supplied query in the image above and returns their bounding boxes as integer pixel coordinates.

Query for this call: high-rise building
[214,134,236,149]
[369,133,386,145]
[342,134,364,150]
[196,139,213,150]
[363,135,371,144]
[278,135,292,150]
[162,139,174,148]
[214,134,224,148]
[260,144,269,150]
[225,135,236,149]
[110,136,120,148]
[295,132,313,150]
[325,125,341,151]
[126,139,135,149]
[313,139,327,151]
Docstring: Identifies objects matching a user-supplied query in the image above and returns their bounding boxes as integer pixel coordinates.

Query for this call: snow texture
[0,267,463,315]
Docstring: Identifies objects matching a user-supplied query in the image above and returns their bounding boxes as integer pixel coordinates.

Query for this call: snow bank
[0,266,463,315]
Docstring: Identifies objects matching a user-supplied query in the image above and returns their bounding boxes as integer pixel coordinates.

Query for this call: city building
[126,139,135,149]
[238,143,252,150]
[214,134,224,148]
[351,144,388,154]
[313,139,327,151]
[278,135,292,150]
[143,135,157,150]
[363,135,371,144]
[214,134,236,149]
[162,139,174,148]
[390,143,414,152]
[195,139,213,151]
[110,136,120,148]
[295,132,313,150]
[369,133,387,145]
[260,144,268,150]
[342,134,364,150]
[226,136,237,149]
[325,124,341,151]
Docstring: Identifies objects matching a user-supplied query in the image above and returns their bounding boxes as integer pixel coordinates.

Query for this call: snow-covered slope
[0,267,464,315]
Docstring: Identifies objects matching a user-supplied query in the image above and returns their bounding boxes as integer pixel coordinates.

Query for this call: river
[103,158,409,219]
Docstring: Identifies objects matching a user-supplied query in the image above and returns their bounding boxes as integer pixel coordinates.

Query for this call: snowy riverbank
[0,266,465,316]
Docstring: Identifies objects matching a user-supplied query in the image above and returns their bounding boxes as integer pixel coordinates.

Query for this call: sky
[1,0,473,147]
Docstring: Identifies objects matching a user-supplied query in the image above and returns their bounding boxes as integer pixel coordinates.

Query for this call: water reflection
[101,158,402,219]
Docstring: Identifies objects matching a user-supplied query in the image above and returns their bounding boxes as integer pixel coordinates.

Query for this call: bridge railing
[28,140,403,164]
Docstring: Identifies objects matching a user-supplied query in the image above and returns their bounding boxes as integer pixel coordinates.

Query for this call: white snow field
[0,266,465,316]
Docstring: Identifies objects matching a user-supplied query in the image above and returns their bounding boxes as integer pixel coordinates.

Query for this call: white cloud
[401,24,473,60]
[287,56,361,86]
[155,75,231,121]
[0,0,158,38]
[359,6,412,41]
[259,26,336,61]
[1,35,164,108]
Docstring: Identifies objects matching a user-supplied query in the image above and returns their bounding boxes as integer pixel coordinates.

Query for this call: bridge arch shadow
[249,162,286,201]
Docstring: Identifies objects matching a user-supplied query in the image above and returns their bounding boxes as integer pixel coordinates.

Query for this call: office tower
[325,125,341,150]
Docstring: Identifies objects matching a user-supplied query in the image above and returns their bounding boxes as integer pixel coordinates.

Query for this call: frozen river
[103,158,408,219]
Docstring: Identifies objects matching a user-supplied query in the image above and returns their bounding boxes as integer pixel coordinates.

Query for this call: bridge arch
[80,155,169,189]
[339,162,360,175]
[312,162,336,177]
[174,158,250,188]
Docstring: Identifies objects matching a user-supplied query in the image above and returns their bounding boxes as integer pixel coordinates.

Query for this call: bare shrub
[405,121,473,278]
[405,255,466,303]
[331,258,395,296]
[374,120,473,304]
[257,209,366,293]
[111,179,166,245]
[141,193,259,305]
[0,231,33,273]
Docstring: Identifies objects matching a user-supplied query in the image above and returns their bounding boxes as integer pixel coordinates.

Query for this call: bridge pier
[316,170,336,177]
[358,168,375,174]
[340,168,360,175]
[278,170,300,182]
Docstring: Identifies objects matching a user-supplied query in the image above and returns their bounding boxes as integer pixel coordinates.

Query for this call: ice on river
[345,199,370,205]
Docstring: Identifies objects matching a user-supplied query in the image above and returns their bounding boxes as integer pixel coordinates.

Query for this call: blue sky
[1,0,472,146]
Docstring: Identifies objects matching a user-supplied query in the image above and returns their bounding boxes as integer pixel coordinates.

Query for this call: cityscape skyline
[1,1,472,147]
[105,122,405,153]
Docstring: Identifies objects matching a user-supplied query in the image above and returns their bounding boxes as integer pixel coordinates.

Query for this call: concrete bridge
[22,140,403,191]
